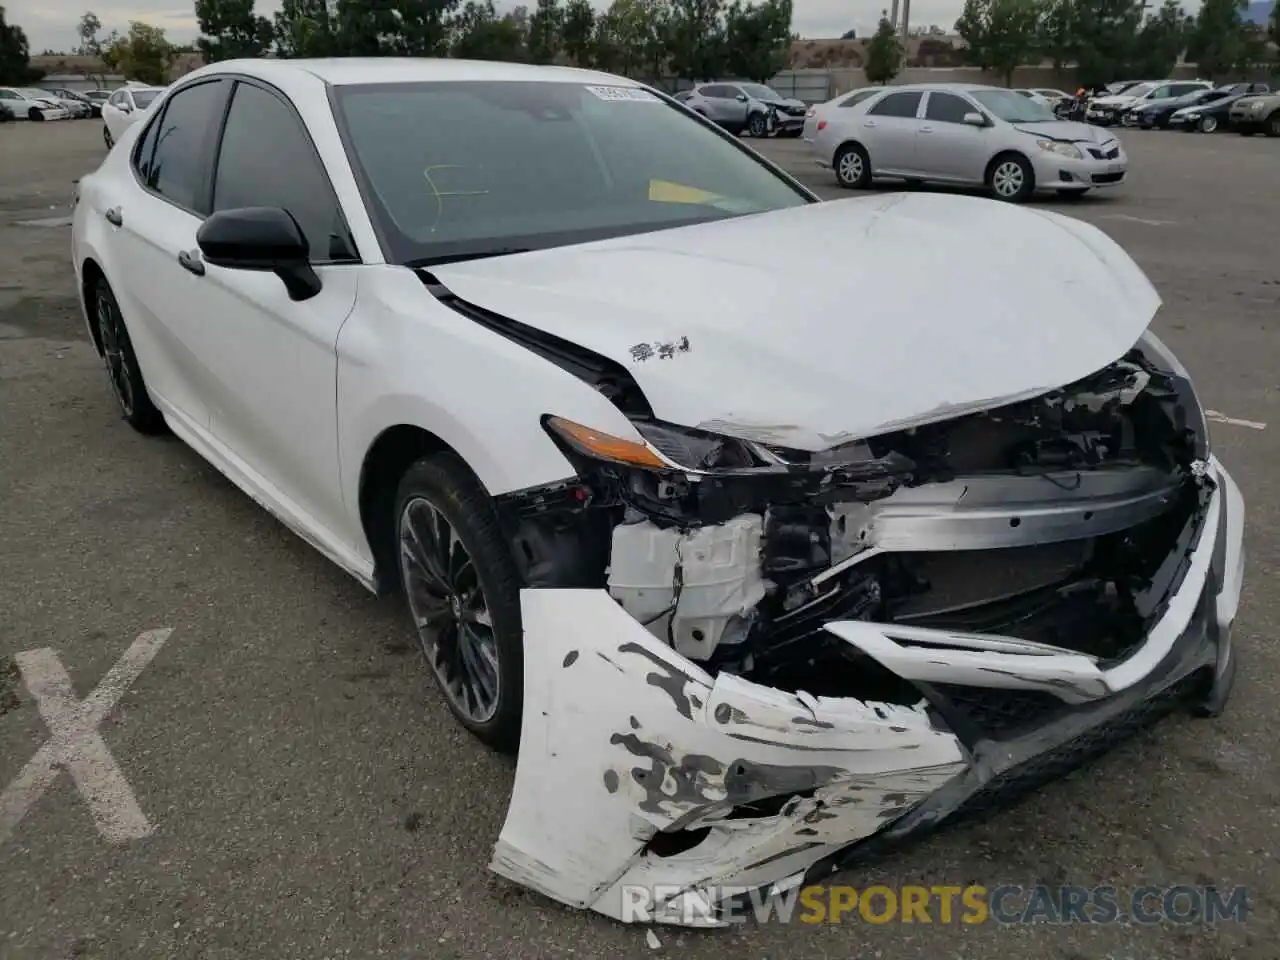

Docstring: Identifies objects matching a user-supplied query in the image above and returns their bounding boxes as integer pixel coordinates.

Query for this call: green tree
[593,0,652,73]
[0,5,30,84]
[1132,0,1191,78]
[724,0,793,82]
[526,0,562,62]
[1187,0,1250,78]
[666,0,727,79]
[561,0,595,64]
[450,0,528,59]
[274,0,337,55]
[100,21,174,84]
[195,0,273,61]
[955,0,1043,86]
[864,13,903,83]
[76,11,102,55]
[1039,0,1141,86]
[335,0,456,56]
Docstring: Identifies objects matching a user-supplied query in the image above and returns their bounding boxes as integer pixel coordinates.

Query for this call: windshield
[85,90,109,100]
[132,90,160,108]
[969,89,1056,123]
[21,89,56,99]
[1124,83,1157,99]
[740,84,782,100]
[333,81,810,266]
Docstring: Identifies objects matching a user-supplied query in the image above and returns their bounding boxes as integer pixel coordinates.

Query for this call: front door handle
[177,249,205,277]
[104,207,122,227]
[863,120,878,127]
[919,125,934,133]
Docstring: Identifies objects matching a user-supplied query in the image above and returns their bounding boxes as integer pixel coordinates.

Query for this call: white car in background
[72,58,1244,927]
[102,86,165,148]
[0,87,71,121]
[806,83,1128,201]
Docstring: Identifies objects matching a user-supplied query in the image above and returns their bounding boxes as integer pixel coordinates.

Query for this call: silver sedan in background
[804,83,1129,202]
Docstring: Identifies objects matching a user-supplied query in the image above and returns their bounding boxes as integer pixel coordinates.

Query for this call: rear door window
[868,91,923,118]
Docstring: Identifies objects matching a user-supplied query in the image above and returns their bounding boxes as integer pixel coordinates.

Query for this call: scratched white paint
[1206,410,1267,431]
[0,629,172,846]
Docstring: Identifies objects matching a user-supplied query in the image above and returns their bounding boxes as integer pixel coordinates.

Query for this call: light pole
[901,0,912,42]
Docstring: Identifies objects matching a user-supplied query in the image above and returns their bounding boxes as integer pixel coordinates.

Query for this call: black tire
[103,126,113,148]
[1266,113,1280,139]
[393,453,524,754]
[91,276,166,434]
[747,112,767,137]
[833,142,871,189]
[28,107,44,122]
[987,153,1035,203]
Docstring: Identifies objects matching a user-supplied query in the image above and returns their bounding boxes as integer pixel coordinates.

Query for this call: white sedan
[101,85,164,148]
[0,86,71,121]
[72,57,1244,926]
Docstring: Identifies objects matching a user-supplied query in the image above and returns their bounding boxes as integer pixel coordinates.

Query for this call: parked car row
[802,82,1127,203]
[1081,79,1275,136]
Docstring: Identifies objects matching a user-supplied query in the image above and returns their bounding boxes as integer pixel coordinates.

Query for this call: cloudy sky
[12,0,971,56]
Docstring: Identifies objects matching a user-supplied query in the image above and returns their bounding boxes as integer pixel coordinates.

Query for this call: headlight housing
[1138,330,1210,460]
[544,416,760,473]
[1036,139,1083,159]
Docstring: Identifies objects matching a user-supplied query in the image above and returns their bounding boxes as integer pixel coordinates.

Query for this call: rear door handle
[177,249,205,277]
[104,207,122,227]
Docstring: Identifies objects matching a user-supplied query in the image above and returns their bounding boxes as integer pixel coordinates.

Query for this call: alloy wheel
[749,113,766,137]
[1200,115,1217,133]
[96,289,135,417]
[991,160,1025,199]
[398,496,500,723]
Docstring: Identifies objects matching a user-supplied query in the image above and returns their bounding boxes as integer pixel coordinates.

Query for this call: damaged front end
[488,330,1245,926]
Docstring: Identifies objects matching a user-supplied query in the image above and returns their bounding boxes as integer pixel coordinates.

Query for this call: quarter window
[868,91,923,118]
[212,81,351,261]
[924,92,973,123]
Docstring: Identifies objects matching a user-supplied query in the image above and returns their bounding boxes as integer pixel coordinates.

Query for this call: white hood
[431,193,1160,450]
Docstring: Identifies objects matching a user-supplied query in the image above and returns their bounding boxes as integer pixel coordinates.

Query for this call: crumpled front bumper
[490,456,1244,926]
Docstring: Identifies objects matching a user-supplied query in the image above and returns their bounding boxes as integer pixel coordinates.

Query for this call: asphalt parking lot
[1,118,1278,960]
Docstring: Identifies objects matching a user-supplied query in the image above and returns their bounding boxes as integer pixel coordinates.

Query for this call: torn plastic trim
[825,456,1228,703]
[492,589,966,925]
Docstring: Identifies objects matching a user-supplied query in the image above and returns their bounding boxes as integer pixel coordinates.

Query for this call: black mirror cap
[197,206,309,270]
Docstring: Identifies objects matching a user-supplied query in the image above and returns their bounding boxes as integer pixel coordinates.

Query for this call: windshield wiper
[406,247,532,268]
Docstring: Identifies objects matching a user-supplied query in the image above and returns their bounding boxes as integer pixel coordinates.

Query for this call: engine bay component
[608,514,767,660]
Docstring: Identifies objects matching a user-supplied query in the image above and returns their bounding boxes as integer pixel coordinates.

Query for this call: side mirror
[962,112,986,126]
[196,207,322,302]
[736,93,748,102]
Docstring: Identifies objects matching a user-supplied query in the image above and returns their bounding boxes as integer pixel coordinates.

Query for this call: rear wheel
[1266,113,1280,138]
[1199,115,1218,133]
[92,276,166,434]
[394,453,525,754]
[834,143,871,189]
[987,153,1034,203]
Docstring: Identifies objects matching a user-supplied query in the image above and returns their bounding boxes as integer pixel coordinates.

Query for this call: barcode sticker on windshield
[585,85,660,103]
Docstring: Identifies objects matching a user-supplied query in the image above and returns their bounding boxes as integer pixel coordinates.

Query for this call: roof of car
[199,57,639,89]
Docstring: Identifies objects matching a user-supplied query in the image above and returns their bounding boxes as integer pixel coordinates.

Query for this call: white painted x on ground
[0,629,172,846]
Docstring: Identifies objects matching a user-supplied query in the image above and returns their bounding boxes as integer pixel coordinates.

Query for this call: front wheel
[394,453,525,754]
[834,143,871,189]
[103,125,113,148]
[1266,114,1280,138]
[747,112,768,137]
[28,107,44,122]
[92,277,166,434]
[987,154,1034,203]
[1199,115,1218,133]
